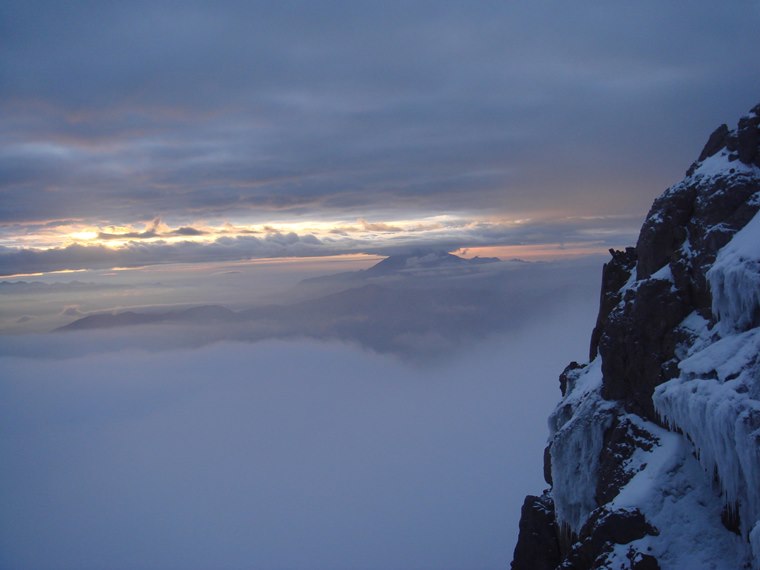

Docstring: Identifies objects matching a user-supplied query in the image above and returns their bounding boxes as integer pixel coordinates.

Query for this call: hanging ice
[548,359,615,533]
[707,208,760,334]
[654,209,760,567]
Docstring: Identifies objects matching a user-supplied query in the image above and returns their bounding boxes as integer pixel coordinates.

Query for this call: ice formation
[708,209,760,334]
[548,359,614,533]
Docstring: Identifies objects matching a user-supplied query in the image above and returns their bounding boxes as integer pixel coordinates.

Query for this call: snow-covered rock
[512,103,760,569]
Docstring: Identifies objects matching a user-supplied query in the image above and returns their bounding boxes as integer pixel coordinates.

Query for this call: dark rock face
[697,123,730,163]
[589,247,636,361]
[512,492,562,570]
[593,548,660,570]
[559,361,585,398]
[688,103,760,173]
[635,183,694,281]
[595,417,659,506]
[559,508,659,570]
[511,103,760,569]
[602,103,760,421]
[599,275,689,421]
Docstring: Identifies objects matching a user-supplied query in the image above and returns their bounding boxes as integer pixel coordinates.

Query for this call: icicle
[707,211,760,334]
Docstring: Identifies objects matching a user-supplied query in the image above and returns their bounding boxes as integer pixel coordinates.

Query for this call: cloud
[60,305,83,317]
[22,256,600,362]
[169,226,206,236]
[0,233,330,276]
[358,218,403,232]
[97,218,208,240]
[0,215,640,276]
[0,288,598,569]
[1,1,759,230]
[0,280,125,294]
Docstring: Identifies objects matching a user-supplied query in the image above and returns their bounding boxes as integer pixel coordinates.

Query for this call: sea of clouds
[0,288,596,569]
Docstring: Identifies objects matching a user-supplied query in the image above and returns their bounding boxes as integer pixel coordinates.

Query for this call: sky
[2,1,760,275]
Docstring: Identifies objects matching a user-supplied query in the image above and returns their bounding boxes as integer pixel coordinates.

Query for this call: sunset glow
[2,212,641,276]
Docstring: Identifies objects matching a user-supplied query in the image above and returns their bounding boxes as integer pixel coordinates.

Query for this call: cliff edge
[512,103,760,569]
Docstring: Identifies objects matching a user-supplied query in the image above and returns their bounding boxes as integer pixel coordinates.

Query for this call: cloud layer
[0,214,639,275]
[0,287,597,569]
[2,0,759,234]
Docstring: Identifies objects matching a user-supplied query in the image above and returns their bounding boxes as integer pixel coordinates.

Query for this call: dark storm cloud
[1,1,759,226]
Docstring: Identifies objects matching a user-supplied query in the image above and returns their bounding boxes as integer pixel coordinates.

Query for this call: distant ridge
[300,250,500,288]
[57,305,238,331]
[55,249,566,359]
[364,250,499,276]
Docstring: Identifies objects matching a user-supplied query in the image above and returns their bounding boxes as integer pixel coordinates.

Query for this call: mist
[1,255,605,363]
[0,285,596,569]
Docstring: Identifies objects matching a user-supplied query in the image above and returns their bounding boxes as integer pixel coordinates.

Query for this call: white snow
[692,151,760,179]
[548,359,616,533]
[678,327,760,385]
[650,263,674,282]
[653,226,760,568]
[610,416,750,569]
[708,210,760,334]
[614,267,638,306]
[680,310,710,332]
[680,236,695,259]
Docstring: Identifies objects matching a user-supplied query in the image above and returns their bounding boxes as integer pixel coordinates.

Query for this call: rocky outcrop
[512,103,760,569]
[512,492,562,570]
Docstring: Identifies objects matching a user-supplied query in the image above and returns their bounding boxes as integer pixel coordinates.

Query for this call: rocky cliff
[512,103,760,569]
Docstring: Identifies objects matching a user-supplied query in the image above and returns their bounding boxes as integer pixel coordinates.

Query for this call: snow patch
[691,151,760,179]
[679,310,710,335]
[650,263,674,282]
[617,269,638,300]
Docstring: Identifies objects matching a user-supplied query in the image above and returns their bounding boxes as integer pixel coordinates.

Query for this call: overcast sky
[2,1,760,273]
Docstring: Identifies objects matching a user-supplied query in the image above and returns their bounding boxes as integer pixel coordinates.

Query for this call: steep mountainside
[512,104,760,569]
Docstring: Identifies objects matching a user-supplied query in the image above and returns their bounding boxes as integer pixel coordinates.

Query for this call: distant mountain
[57,282,515,354]
[300,250,500,289]
[57,251,567,359]
[364,250,499,275]
[58,305,238,331]
[512,104,760,569]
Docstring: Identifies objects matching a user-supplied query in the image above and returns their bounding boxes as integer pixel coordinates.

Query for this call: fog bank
[0,289,596,569]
